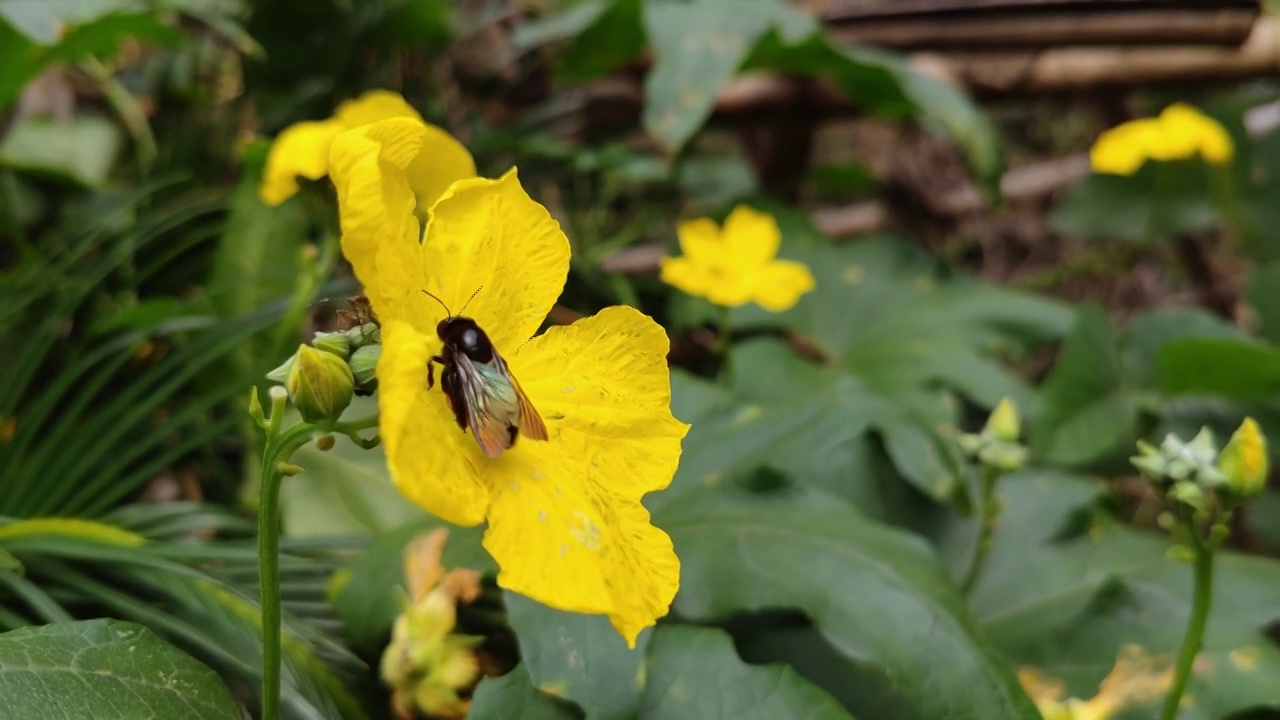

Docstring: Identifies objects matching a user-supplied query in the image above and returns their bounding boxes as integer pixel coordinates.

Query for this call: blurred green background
[4,1,1280,719]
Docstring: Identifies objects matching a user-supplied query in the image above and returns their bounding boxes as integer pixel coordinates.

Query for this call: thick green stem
[960,467,1001,595]
[1159,526,1215,720]
[257,421,315,720]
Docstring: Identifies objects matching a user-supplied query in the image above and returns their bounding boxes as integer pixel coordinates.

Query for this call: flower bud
[286,344,354,424]
[1217,417,1269,498]
[350,344,381,395]
[984,397,1021,443]
[312,331,351,360]
[345,322,381,349]
[266,352,296,385]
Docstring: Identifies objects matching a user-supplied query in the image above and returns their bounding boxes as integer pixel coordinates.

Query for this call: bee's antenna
[459,286,483,315]
[421,289,453,317]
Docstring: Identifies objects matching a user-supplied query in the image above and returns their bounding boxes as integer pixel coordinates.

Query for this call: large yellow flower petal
[329,118,429,319]
[259,119,343,205]
[332,89,422,128]
[1156,103,1233,165]
[752,259,815,313]
[487,306,688,645]
[721,204,781,268]
[419,169,570,352]
[378,319,492,526]
[406,125,477,218]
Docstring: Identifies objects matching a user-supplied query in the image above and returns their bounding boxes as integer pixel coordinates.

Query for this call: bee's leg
[427,355,446,389]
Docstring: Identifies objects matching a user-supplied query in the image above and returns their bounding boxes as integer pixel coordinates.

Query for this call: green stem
[1159,523,1215,720]
[716,305,733,385]
[960,467,1001,594]
[81,57,157,176]
[257,420,316,720]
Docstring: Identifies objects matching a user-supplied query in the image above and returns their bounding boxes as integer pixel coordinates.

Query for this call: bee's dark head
[437,316,494,362]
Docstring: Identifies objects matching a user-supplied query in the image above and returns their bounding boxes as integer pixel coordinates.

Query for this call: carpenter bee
[423,289,548,458]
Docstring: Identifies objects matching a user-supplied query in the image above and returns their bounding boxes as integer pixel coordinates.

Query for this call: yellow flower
[1218,416,1269,498]
[259,89,475,207]
[1091,102,1233,176]
[1018,645,1173,720]
[660,205,815,312]
[328,117,690,646]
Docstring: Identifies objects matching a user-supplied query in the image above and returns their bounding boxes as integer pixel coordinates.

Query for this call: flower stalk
[960,465,1001,595]
[957,397,1027,594]
[1159,510,1215,720]
[251,385,379,720]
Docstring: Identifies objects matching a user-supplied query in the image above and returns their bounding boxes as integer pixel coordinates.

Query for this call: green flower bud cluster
[265,320,382,426]
[958,398,1029,473]
[1131,418,1268,513]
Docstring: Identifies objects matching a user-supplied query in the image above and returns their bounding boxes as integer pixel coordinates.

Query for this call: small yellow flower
[1091,102,1233,176]
[328,117,690,646]
[259,89,475,207]
[1218,416,1269,498]
[660,205,815,312]
[1018,645,1173,720]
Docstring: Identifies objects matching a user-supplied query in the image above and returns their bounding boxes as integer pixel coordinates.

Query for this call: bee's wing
[452,351,547,458]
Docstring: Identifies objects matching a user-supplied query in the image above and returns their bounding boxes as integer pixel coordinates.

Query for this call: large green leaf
[285,400,423,538]
[470,665,578,720]
[659,487,1041,720]
[0,619,240,719]
[962,474,1280,720]
[1156,337,1280,401]
[505,592,648,720]
[1033,304,1135,467]
[1247,261,1280,345]
[638,625,853,719]
[732,215,1069,407]
[642,0,809,152]
[1051,161,1218,243]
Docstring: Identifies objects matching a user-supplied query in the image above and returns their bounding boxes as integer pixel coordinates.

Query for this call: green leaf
[0,19,40,110]
[638,625,854,719]
[1121,307,1246,390]
[0,0,145,44]
[1051,162,1218,243]
[964,474,1280,720]
[284,401,423,538]
[1156,337,1280,401]
[517,0,644,81]
[642,0,808,152]
[330,514,490,657]
[470,665,578,720]
[732,222,1069,407]
[505,592,648,720]
[1247,261,1280,345]
[0,619,239,719]
[0,115,122,186]
[1033,304,1135,467]
[661,488,1041,720]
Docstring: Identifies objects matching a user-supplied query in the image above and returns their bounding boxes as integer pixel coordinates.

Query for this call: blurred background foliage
[4,0,1280,719]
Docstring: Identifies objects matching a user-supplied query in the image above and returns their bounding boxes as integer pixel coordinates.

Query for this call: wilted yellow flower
[1018,645,1173,720]
[259,89,475,207]
[1218,416,1269,498]
[328,116,689,646]
[381,530,484,720]
[660,205,815,312]
[1091,102,1233,176]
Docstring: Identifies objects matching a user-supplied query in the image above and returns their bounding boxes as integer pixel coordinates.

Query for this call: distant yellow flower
[259,89,475,207]
[1018,645,1173,720]
[660,205,815,312]
[1091,103,1233,176]
[328,117,689,646]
